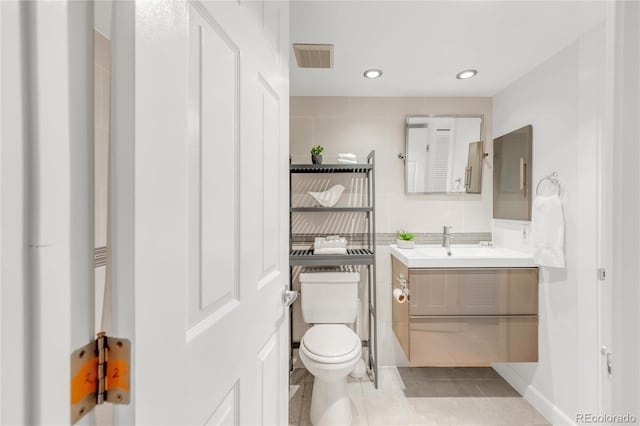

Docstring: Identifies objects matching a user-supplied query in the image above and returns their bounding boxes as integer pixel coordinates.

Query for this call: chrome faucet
[442,226,453,256]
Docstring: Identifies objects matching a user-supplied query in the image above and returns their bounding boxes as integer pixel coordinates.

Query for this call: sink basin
[390,244,535,268]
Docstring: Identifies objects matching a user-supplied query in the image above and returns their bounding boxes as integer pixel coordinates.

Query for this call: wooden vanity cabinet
[391,256,410,359]
[391,256,538,366]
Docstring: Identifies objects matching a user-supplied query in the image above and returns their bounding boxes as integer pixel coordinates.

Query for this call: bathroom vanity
[390,246,538,366]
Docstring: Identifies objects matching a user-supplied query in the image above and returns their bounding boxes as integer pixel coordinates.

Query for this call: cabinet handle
[519,158,527,193]
[409,314,539,319]
[464,166,471,189]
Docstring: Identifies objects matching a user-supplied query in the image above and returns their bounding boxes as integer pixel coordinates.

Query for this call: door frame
[1,2,31,424]
[109,0,136,423]
[600,0,640,418]
[1,1,95,424]
[598,1,615,415]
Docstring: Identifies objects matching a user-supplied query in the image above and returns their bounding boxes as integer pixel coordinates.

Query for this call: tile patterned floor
[289,367,550,426]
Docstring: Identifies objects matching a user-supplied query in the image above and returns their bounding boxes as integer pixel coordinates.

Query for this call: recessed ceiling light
[363,69,383,79]
[456,69,478,80]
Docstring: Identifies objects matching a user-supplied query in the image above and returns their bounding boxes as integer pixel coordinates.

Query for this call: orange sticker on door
[71,356,98,404]
[107,359,130,391]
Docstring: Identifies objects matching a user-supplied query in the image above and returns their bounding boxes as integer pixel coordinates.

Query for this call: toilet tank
[299,267,360,324]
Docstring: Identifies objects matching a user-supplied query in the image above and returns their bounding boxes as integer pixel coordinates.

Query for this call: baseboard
[492,363,575,426]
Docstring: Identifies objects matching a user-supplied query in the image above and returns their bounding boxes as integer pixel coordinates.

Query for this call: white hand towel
[337,158,357,164]
[314,247,348,255]
[338,153,357,160]
[314,236,347,249]
[531,194,565,268]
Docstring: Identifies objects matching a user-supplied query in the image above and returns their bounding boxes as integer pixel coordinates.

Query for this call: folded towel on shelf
[337,158,357,165]
[338,153,357,160]
[531,194,565,268]
[314,236,347,249]
[314,247,348,255]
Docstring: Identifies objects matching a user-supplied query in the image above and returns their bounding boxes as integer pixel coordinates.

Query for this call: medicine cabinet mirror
[404,115,484,194]
[493,125,533,220]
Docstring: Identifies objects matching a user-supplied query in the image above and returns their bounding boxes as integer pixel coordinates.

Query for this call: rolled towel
[338,153,357,160]
[337,158,357,165]
[314,247,347,255]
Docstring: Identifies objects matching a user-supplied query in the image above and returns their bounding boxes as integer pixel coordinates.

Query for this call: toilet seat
[300,325,361,364]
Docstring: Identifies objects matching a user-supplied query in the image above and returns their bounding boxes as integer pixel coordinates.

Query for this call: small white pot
[397,239,415,249]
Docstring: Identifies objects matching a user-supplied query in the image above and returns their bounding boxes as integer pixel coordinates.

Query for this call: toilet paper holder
[393,275,409,303]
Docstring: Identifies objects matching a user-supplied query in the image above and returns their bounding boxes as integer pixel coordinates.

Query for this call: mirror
[404,115,484,194]
[493,125,533,220]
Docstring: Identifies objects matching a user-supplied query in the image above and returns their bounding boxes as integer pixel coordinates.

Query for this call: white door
[130,1,290,424]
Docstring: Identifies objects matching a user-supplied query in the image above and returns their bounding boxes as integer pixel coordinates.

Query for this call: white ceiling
[290,1,605,97]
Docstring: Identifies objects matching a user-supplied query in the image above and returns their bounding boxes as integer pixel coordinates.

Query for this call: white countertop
[390,244,535,268]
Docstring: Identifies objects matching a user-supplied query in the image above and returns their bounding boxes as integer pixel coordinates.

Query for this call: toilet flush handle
[282,287,298,308]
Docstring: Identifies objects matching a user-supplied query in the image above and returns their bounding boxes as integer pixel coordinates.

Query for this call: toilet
[298,267,362,426]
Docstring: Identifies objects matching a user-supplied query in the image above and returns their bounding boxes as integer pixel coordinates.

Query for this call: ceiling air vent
[293,44,334,69]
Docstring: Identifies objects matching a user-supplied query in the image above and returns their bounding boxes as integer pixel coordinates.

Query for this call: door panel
[188,2,241,329]
[263,1,281,64]
[205,384,239,426]
[257,332,281,425]
[259,75,281,285]
[133,1,289,424]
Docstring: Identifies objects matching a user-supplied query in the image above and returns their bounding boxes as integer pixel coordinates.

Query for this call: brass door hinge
[70,333,131,424]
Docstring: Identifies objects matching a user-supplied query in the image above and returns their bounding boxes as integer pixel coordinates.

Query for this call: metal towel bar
[536,172,561,196]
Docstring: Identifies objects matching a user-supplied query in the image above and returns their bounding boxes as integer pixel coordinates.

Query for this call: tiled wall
[290,96,494,366]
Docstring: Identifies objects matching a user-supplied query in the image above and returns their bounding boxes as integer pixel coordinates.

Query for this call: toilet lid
[301,325,360,359]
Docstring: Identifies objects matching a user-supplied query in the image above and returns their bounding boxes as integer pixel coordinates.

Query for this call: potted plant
[310,145,324,164]
[396,230,416,249]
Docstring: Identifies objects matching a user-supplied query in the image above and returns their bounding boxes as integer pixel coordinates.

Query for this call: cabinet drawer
[409,268,538,316]
[409,316,538,366]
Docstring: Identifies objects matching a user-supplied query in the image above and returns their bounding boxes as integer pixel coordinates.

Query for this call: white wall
[492,26,605,424]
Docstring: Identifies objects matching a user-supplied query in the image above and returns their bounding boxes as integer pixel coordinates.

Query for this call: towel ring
[536,172,561,196]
